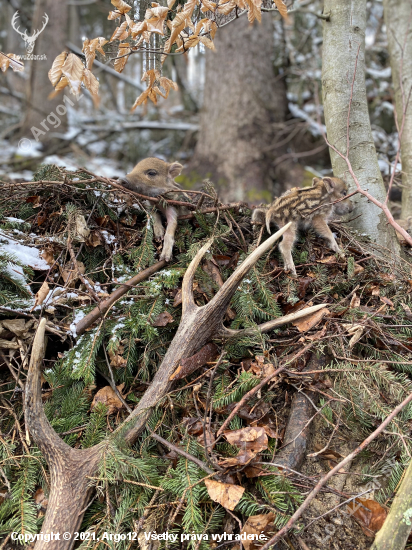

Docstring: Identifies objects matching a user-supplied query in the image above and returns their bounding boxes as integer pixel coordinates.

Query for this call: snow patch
[0,230,49,270]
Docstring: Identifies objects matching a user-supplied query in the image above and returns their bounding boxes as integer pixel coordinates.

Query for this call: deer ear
[168,162,183,179]
[312,177,321,187]
[323,177,335,193]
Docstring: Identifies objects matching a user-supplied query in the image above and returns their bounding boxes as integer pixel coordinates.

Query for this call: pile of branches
[1,164,412,549]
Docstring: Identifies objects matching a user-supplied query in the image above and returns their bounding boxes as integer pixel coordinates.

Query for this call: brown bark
[191,15,291,203]
[19,0,68,145]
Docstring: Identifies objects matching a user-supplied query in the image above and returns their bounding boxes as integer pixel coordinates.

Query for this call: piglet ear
[168,162,183,179]
[322,177,335,193]
[312,177,322,186]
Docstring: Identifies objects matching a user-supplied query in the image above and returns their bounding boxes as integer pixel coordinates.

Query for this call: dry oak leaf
[292,307,329,333]
[241,513,275,550]
[31,281,50,311]
[91,383,125,414]
[204,479,244,511]
[347,497,388,537]
[48,51,68,86]
[224,427,268,454]
[61,53,85,97]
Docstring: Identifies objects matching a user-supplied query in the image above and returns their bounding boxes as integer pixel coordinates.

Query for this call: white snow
[101,230,116,244]
[69,309,86,338]
[288,103,326,136]
[0,230,49,270]
[4,217,25,224]
[367,67,392,79]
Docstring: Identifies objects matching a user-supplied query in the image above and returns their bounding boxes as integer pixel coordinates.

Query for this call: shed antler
[25,223,327,548]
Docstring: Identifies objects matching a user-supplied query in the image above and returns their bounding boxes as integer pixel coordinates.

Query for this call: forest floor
[1,163,412,549]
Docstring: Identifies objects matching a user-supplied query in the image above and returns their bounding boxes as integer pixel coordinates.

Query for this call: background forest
[1,0,412,549]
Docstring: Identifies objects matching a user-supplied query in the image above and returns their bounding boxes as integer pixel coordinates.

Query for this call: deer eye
[146,170,158,177]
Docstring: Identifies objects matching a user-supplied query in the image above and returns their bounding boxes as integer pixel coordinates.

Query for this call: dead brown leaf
[108,347,127,368]
[34,488,48,510]
[204,479,244,511]
[48,51,68,86]
[380,296,394,309]
[318,255,337,264]
[347,497,388,537]
[241,513,275,550]
[350,293,361,308]
[91,383,125,414]
[224,427,268,454]
[292,307,329,333]
[153,311,174,327]
[31,281,50,311]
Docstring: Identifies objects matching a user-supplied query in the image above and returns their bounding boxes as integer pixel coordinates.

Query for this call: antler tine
[206,222,291,316]
[182,238,214,315]
[218,303,328,339]
[25,318,71,462]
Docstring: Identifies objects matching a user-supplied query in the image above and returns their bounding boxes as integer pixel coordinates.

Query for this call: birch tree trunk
[190,15,290,203]
[322,0,400,254]
[383,0,412,220]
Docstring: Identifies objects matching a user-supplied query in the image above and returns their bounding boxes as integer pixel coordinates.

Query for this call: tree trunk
[370,459,412,550]
[383,0,412,220]
[191,15,291,203]
[322,0,400,254]
[19,0,68,146]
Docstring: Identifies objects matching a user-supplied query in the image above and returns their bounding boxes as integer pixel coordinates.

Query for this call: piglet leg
[160,206,178,262]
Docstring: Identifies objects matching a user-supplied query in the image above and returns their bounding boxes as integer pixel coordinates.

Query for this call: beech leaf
[204,479,244,510]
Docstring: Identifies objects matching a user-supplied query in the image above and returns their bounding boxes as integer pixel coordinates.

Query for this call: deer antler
[25,223,328,548]
[11,12,27,38]
[31,13,48,40]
